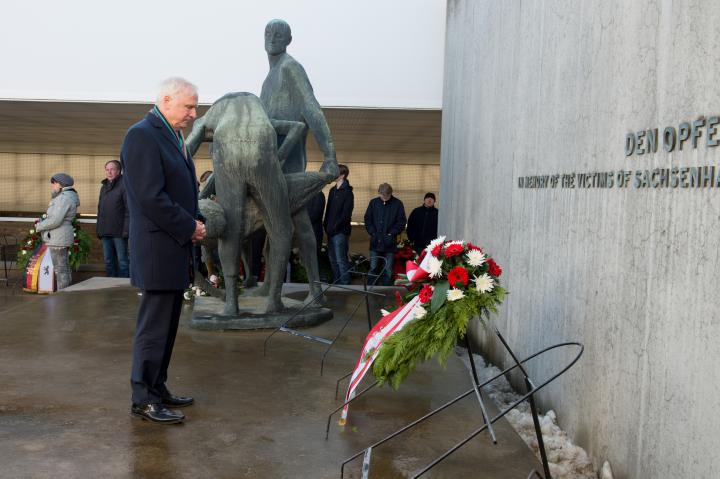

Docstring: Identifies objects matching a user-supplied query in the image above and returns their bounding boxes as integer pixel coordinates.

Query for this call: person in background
[96,160,129,277]
[35,173,80,290]
[364,183,405,286]
[323,164,353,285]
[406,192,439,254]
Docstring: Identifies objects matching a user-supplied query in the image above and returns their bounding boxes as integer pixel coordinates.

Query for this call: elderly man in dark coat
[121,77,206,424]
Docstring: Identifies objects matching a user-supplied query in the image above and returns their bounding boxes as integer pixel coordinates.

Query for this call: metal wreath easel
[263,257,390,375]
[331,322,584,479]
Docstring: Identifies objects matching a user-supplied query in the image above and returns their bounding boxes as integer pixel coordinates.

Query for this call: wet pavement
[0,280,540,478]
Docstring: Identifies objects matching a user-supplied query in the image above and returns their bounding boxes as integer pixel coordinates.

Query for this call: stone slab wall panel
[442,1,720,477]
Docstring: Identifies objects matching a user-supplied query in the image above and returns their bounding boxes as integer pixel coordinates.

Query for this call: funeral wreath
[341,236,507,424]
[16,216,91,271]
[373,236,506,388]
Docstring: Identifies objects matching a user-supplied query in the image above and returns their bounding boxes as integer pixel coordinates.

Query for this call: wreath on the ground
[16,216,92,271]
[372,237,506,389]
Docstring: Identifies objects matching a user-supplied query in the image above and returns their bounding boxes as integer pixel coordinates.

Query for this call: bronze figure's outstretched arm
[271,119,307,166]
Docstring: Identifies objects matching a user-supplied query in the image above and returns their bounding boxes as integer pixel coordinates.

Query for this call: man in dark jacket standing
[406,192,439,254]
[121,77,206,424]
[96,160,130,277]
[364,183,406,286]
[323,164,353,284]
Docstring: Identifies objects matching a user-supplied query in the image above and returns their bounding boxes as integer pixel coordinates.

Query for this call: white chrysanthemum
[380,309,391,317]
[474,273,495,293]
[466,249,487,267]
[445,240,465,247]
[446,288,465,302]
[427,256,443,278]
[426,235,447,253]
[413,304,427,319]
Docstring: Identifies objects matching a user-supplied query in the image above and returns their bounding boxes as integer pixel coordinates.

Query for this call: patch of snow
[600,461,614,479]
[457,348,601,479]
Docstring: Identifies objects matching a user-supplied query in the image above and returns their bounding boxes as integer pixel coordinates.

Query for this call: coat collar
[143,112,197,191]
[144,111,188,159]
[101,175,122,187]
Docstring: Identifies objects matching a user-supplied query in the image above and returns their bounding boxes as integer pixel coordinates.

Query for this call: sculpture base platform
[190,295,333,330]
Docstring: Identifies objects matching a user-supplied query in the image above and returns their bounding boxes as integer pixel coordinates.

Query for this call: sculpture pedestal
[190,295,333,331]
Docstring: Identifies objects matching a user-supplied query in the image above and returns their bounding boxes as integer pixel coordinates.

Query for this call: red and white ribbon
[341,295,422,423]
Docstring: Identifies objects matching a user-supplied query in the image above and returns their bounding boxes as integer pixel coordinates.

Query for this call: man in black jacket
[406,192,439,254]
[323,164,353,284]
[97,160,130,277]
[364,183,406,286]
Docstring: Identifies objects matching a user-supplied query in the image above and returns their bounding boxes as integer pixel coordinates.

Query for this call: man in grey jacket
[35,173,80,290]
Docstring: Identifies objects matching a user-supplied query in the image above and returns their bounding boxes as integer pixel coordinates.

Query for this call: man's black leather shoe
[162,394,194,408]
[131,403,185,424]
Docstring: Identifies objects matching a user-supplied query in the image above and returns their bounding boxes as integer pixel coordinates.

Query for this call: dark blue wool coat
[121,112,198,290]
[364,195,406,253]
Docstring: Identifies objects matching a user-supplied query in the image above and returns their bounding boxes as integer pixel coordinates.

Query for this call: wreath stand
[332,324,584,479]
[263,257,389,375]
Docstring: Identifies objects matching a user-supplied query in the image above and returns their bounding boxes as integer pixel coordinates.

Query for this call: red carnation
[487,258,502,277]
[467,242,483,252]
[418,284,433,303]
[447,266,469,288]
[431,243,443,257]
[444,243,465,257]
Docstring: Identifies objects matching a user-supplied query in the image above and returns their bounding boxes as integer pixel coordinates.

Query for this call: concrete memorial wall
[441,1,720,477]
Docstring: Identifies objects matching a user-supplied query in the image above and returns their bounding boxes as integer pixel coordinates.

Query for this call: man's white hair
[156,77,198,104]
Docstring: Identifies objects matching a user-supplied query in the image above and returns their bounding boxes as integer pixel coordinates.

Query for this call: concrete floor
[0,279,541,478]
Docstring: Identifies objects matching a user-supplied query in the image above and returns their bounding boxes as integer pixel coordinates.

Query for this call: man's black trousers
[130,290,184,406]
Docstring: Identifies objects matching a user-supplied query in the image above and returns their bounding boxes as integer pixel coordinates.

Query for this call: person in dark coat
[406,192,439,254]
[96,160,130,277]
[306,190,326,255]
[121,77,206,425]
[364,183,406,286]
[323,164,354,284]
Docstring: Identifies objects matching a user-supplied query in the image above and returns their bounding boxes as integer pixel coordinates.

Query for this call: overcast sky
[0,0,445,108]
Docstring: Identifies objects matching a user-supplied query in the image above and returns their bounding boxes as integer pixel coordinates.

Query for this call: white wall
[441,1,720,477]
[0,0,445,108]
